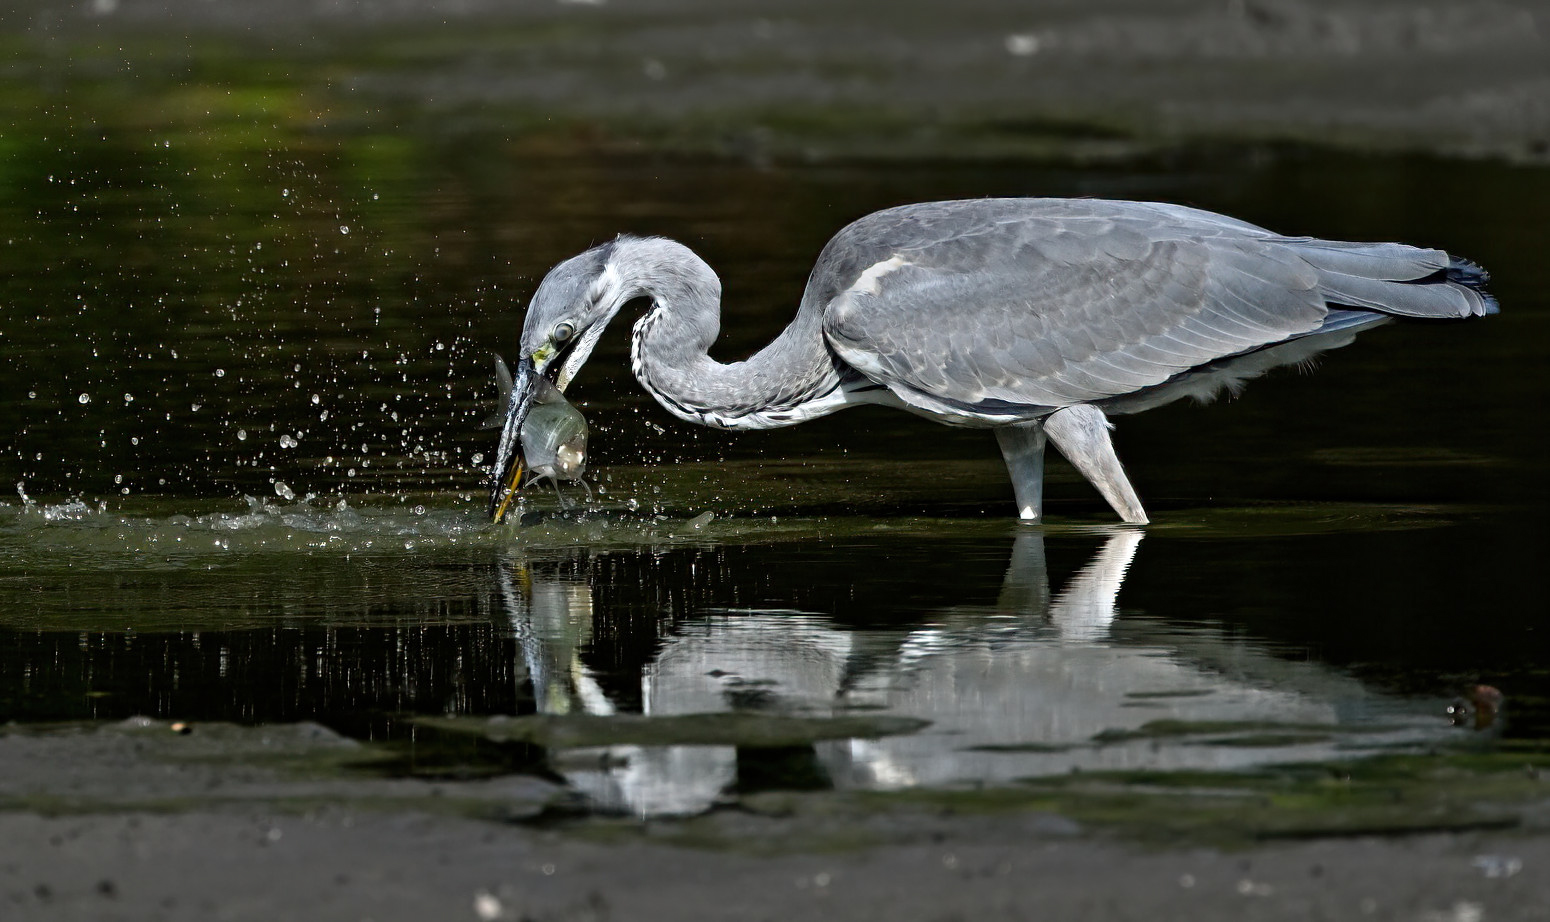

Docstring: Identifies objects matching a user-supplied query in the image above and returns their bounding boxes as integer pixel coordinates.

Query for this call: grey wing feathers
[817,199,1493,419]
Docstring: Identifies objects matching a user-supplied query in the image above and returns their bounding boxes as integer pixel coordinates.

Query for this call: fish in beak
[520,375,589,487]
[486,354,591,523]
[487,354,536,523]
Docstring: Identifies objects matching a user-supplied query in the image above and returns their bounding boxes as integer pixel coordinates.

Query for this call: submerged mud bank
[8,0,1550,163]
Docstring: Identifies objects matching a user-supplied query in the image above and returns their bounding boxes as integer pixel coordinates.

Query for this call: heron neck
[609,237,843,429]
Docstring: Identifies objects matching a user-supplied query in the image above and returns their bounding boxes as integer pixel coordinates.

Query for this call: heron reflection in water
[489,199,1495,523]
[495,533,1412,817]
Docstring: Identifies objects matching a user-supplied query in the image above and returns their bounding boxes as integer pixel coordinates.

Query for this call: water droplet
[274,481,295,500]
[310,394,320,405]
[215,368,226,378]
[279,434,298,448]
[412,504,426,515]
[237,429,248,441]
[123,393,134,403]
[470,452,484,465]
[339,225,350,235]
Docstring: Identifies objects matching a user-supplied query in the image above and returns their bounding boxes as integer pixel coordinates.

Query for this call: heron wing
[816,199,1467,419]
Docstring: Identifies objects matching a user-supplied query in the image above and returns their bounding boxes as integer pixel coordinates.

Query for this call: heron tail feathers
[1283,238,1497,320]
[1444,257,1499,315]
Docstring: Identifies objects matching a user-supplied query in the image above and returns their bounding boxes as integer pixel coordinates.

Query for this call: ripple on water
[0,483,1477,570]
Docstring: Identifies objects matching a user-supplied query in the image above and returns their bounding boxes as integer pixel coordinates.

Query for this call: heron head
[489,242,627,522]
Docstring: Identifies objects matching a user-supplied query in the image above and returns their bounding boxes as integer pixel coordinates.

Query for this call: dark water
[2,109,1547,815]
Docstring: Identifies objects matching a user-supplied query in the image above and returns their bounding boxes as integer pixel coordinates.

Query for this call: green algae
[964,742,1077,754]
[1089,719,1374,745]
[1011,747,1550,845]
[512,743,1550,854]
[414,712,930,750]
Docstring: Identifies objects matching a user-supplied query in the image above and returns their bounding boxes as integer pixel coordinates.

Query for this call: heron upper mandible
[489,198,1496,524]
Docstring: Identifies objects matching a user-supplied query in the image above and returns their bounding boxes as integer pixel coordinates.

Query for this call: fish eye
[552,321,576,344]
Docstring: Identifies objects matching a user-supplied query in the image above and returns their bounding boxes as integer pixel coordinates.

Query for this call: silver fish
[487,356,589,515]
[520,373,588,485]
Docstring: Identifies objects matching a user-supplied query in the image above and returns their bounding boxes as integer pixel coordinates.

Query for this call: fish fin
[494,354,513,402]
[480,354,514,429]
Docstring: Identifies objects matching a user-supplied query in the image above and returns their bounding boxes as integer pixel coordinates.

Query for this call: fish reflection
[497,532,1430,817]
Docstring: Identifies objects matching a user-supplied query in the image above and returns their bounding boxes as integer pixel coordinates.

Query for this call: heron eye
[552,322,576,344]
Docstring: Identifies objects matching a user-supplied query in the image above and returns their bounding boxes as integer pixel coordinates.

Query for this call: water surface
[2,117,1546,816]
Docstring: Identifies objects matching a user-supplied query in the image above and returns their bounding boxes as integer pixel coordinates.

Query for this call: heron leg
[1044,405,1149,525]
[994,423,1047,523]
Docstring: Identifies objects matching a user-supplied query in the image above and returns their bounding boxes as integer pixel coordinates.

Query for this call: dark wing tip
[1446,256,1500,316]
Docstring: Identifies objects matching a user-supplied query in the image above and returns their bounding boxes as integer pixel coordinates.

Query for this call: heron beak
[488,355,537,524]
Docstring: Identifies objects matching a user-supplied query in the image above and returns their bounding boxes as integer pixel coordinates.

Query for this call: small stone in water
[473,891,502,921]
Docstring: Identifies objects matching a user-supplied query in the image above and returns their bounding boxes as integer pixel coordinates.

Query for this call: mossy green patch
[414,712,930,750]
[515,743,1550,854]
[965,742,1078,754]
[1090,719,1375,744]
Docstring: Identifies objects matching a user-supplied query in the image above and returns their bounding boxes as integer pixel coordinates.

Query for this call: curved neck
[606,237,844,429]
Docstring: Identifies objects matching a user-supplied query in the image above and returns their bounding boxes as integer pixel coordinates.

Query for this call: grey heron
[489,198,1496,524]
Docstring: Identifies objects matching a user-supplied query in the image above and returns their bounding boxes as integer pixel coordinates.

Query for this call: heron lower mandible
[489,198,1497,524]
